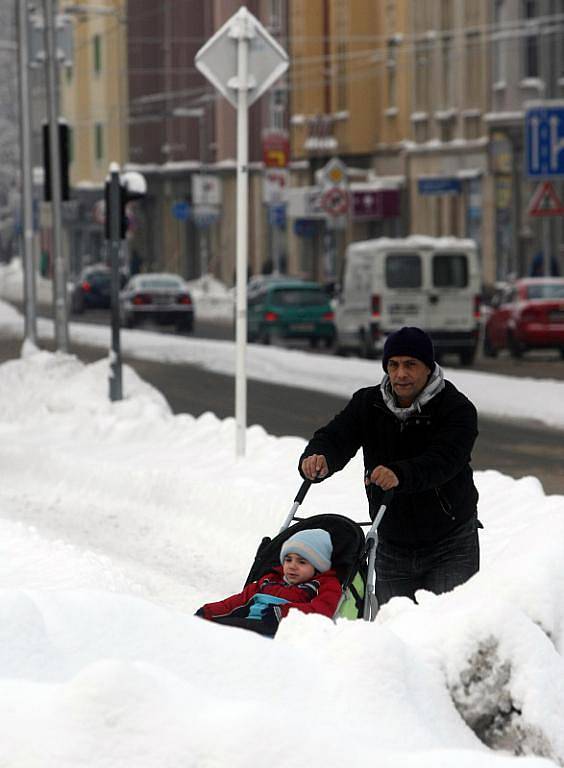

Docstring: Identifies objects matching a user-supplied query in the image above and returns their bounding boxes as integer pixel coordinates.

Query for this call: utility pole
[43,0,69,351]
[17,0,37,345]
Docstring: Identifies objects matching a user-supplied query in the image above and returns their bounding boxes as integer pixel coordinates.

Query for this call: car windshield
[136,277,183,291]
[270,288,327,306]
[526,283,564,300]
[85,271,110,286]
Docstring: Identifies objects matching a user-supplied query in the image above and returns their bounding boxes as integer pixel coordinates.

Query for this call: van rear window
[385,253,422,288]
[433,254,468,288]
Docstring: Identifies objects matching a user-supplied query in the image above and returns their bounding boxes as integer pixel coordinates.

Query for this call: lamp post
[43,0,69,352]
[17,0,37,346]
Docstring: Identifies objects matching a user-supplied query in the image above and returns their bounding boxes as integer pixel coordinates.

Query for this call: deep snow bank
[0,348,563,767]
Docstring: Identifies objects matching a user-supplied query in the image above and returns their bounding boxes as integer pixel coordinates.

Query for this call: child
[196,528,342,636]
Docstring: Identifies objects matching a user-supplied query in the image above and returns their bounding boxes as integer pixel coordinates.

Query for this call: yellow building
[287,0,410,281]
[61,0,128,186]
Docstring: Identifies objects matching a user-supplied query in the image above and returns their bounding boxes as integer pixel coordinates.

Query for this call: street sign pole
[44,0,69,352]
[195,7,288,458]
[17,0,37,346]
[233,13,251,457]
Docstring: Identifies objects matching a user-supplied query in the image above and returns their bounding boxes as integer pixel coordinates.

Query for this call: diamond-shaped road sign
[195,7,288,109]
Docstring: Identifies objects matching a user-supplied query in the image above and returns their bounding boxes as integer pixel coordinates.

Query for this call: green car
[247,279,335,347]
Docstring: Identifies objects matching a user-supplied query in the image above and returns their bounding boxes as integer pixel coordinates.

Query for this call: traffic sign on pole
[195,7,288,458]
[528,180,564,217]
[525,102,564,179]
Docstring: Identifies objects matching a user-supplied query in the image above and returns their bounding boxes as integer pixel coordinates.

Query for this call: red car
[484,278,564,358]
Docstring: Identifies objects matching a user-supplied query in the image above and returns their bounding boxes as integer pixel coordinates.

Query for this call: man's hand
[301,454,329,481]
[366,465,399,491]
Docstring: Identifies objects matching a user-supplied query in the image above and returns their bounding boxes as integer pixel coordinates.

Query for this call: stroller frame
[250,479,393,622]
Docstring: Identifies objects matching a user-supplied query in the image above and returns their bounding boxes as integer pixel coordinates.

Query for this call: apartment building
[486,0,564,281]
[404,0,493,280]
[59,0,128,272]
[287,0,406,283]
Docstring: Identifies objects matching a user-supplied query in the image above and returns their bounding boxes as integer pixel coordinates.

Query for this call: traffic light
[104,170,147,241]
[42,122,70,202]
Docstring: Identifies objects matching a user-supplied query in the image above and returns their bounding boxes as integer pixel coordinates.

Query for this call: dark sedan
[119,273,195,332]
[70,264,114,314]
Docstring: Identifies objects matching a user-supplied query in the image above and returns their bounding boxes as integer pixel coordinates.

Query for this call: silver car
[120,273,195,332]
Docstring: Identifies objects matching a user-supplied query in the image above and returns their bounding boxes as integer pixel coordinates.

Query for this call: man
[300,326,480,605]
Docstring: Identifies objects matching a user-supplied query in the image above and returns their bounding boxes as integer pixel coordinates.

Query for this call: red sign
[262,130,289,168]
[528,181,564,217]
[320,187,349,217]
[352,189,400,220]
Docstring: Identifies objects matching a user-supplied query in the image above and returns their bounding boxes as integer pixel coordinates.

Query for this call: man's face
[387,355,431,406]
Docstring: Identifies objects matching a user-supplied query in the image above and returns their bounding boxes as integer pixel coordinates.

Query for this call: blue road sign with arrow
[525,103,564,179]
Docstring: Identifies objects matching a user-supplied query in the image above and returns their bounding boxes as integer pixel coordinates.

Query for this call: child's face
[282,552,316,584]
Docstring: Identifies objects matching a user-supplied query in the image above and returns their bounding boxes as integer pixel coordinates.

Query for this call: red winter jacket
[201,566,342,621]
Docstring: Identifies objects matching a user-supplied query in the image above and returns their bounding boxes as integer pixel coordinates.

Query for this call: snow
[0,267,564,765]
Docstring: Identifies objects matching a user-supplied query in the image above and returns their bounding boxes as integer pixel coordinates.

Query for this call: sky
[0,262,564,767]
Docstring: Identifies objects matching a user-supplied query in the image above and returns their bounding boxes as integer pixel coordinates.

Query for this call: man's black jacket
[299,380,479,548]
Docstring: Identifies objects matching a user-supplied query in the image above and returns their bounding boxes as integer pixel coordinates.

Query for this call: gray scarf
[380,364,445,421]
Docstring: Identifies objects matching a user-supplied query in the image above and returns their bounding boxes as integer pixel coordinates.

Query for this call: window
[493,0,505,84]
[385,253,422,288]
[387,39,397,109]
[270,288,327,307]
[526,282,564,299]
[414,42,431,113]
[523,0,539,78]
[441,34,454,109]
[433,254,468,288]
[465,32,482,108]
[94,123,104,162]
[93,34,102,75]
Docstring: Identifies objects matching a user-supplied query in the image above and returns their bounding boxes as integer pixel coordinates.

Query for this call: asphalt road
[1,330,563,495]
[68,304,564,381]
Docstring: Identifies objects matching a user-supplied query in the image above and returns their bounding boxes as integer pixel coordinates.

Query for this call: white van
[334,236,481,365]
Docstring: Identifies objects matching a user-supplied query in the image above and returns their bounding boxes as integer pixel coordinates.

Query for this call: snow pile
[0,348,563,766]
[186,273,234,321]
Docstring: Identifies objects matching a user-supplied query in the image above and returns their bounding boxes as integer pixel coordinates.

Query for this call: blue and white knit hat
[280,528,333,573]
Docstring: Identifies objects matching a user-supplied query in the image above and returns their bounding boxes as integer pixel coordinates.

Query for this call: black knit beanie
[382,327,435,372]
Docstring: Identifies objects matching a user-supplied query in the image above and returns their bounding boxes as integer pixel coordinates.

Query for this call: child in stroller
[195,480,392,637]
[196,528,342,637]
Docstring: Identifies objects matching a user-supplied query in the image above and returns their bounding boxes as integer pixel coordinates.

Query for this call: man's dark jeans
[375,517,480,606]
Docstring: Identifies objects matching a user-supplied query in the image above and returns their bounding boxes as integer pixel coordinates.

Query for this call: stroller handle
[294,479,312,504]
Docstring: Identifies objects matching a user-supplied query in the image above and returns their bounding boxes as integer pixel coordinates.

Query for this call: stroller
[204,479,393,636]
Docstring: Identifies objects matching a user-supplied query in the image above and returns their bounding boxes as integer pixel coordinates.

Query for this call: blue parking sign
[525,103,564,179]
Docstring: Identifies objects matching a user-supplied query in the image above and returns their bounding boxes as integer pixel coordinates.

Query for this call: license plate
[154,295,172,305]
[290,323,315,332]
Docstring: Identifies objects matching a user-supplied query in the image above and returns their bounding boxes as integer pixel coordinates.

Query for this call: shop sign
[352,189,400,219]
[418,177,461,195]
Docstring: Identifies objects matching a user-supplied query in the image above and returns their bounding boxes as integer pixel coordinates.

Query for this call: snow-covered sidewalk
[0,341,562,767]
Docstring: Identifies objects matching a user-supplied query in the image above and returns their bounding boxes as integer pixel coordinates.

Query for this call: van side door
[428,250,475,331]
[381,251,427,330]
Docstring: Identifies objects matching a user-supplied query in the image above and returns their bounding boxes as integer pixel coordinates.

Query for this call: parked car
[119,273,194,332]
[70,264,128,314]
[483,278,564,358]
[247,279,335,347]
